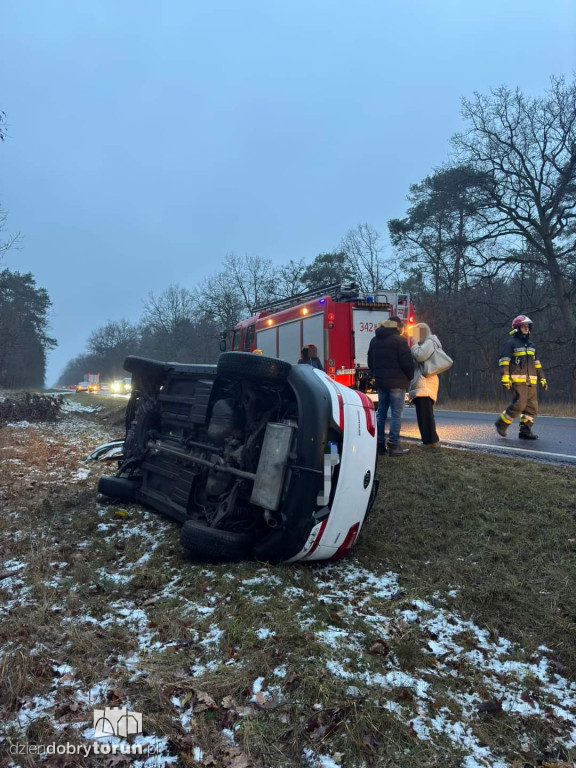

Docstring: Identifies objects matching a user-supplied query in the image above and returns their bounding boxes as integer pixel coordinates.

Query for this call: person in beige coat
[409,323,441,447]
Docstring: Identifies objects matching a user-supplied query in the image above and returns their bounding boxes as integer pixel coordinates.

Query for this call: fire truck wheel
[217,352,291,382]
[97,475,141,501]
[180,519,254,561]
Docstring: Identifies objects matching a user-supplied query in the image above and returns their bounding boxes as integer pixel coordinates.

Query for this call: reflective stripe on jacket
[499,333,543,385]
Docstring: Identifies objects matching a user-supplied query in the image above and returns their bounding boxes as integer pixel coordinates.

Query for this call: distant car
[97,353,378,563]
[76,381,89,392]
[110,377,132,394]
[88,383,100,393]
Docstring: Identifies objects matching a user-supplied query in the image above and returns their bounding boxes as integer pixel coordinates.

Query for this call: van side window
[244,325,255,350]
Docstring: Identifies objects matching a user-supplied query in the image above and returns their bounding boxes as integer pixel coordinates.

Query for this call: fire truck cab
[229,283,414,393]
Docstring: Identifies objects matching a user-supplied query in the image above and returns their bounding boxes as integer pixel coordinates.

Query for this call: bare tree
[87,319,140,358]
[452,76,576,342]
[341,224,396,293]
[1,113,21,263]
[142,284,196,335]
[0,207,20,265]
[223,252,277,312]
[274,258,308,299]
[192,252,288,334]
[192,272,245,330]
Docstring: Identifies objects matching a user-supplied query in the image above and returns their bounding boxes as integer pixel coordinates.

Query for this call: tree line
[0,268,56,389]
[57,230,390,385]
[390,76,576,401]
[61,77,576,402]
[1,75,570,400]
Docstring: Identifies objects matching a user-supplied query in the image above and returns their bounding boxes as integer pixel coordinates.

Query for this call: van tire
[124,396,159,459]
[180,519,254,561]
[217,352,291,382]
[98,475,141,501]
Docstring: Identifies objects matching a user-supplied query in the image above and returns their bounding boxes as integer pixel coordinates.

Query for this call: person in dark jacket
[307,344,324,371]
[298,346,312,365]
[367,316,414,456]
[298,344,324,370]
[494,314,548,439]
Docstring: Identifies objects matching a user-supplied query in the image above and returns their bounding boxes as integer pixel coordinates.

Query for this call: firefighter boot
[377,442,387,456]
[519,422,538,440]
[494,416,509,437]
[387,442,409,457]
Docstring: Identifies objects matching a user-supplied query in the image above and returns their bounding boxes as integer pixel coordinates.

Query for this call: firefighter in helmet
[494,315,548,439]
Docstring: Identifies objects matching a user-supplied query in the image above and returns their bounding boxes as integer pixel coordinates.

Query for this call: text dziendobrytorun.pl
[9,741,159,757]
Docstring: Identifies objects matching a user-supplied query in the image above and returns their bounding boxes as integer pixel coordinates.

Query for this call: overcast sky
[1,0,575,384]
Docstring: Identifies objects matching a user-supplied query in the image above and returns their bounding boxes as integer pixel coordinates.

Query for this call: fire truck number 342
[358,321,378,333]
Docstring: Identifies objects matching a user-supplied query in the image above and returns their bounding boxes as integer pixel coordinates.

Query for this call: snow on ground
[1,415,576,767]
[301,563,576,763]
[61,399,103,413]
[6,554,575,765]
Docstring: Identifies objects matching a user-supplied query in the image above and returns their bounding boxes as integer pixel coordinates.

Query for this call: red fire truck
[227,283,415,393]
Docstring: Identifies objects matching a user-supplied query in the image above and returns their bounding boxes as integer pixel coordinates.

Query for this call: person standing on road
[408,323,441,447]
[494,315,548,440]
[307,344,324,371]
[298,344,324,370]
[298,346,312,366]
[367,316,414,456]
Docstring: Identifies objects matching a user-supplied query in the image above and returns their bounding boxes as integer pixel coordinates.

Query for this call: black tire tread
[98,475,140,501]
[217,352,291,382]
[180,519,254,561]
[123,396,159,459]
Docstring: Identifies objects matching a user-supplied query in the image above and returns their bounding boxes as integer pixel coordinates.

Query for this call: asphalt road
[400,407,576,466]
[68,390,575,467]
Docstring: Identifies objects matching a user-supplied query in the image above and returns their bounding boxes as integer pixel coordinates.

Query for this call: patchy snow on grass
[61,400,102,413]
[198,624,224,648]
[298,561,576,766]
[3,413,575,767]
[303,746,347,768]
[71,466,92,481]
[16,694,58,727]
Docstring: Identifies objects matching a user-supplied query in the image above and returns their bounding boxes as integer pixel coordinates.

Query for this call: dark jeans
[377,388,405,446]
[414,396,439,445]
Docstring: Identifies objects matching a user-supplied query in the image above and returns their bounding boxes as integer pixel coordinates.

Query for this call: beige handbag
[421,343,453,376]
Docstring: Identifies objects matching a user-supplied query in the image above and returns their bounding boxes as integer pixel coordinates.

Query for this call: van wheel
[98,475,141,501]
[123,396,159,459]
[180,519,254,561]
[217,352,291,382]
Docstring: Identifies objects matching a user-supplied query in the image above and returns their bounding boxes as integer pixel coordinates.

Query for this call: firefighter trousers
[503,384,538,424]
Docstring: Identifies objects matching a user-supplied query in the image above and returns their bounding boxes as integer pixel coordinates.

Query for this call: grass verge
[0,407,575,767]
